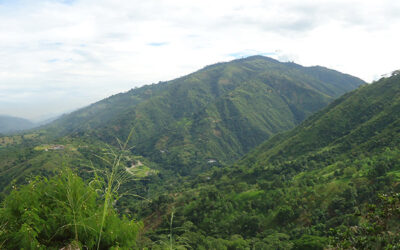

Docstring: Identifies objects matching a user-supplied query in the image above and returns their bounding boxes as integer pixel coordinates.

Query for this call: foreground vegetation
[0,169,141,249]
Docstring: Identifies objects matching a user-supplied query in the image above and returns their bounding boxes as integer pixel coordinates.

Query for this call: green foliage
[0,169,141,249]
[331,192,400,249]
[140,74,400,248]
[292,235,328,250]
[275,205,295,225]
[246,74,400,165]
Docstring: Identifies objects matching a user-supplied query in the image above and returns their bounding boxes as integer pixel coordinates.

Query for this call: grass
[87,128,149,249]
[126,164,158,178]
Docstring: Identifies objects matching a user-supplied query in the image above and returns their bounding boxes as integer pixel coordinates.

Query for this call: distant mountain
[44,55,365,174]
[144,72,400,249]
[0,115,35,134]
[35,114,62,126]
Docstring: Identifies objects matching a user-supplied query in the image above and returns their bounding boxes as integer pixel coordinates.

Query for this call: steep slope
[44,56,364,174]
[143,74,400,249]
[244,72,400,164]
[0,115,35,134]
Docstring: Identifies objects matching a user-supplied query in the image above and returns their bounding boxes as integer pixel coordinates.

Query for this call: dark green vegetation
[43,56,364,174]
[0,115,35,134]
[0,169,141,249]
[139,73,400,248]
[333,192,400,249]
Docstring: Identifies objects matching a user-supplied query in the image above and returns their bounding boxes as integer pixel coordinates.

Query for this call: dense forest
[138,73,400,249]
[0,56,399,249]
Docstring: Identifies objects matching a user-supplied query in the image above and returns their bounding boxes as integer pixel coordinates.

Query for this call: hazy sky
[0,0,399,121]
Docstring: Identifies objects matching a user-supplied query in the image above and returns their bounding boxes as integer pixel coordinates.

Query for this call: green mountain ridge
[0,56,363,194]
[141,74,400,249]
[42,55,364,174]
[244,73,400,164]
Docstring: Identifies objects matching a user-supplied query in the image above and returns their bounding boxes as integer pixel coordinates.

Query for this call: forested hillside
[43,56,364,174]
[140,73,400,249]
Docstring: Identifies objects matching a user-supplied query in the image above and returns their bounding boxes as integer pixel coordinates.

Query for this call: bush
[275,205,295,225]
[292,235,328,250]
[0,169,141,249]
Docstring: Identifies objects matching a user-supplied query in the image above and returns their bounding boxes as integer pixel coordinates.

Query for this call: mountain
[34,114,63,126]
[0,115,35,134]
[0,55,364,197]
[0,57,394,249]
[142,73,400,248]
[43,56,364,174]
[243,72,400,164]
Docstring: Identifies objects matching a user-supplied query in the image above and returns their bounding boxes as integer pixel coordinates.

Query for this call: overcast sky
[0,0,399,121]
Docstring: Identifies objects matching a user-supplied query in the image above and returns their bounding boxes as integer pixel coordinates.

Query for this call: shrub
[0,169,141,249]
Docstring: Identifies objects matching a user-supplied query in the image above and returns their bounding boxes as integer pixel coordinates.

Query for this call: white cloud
[0,0,399,120]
